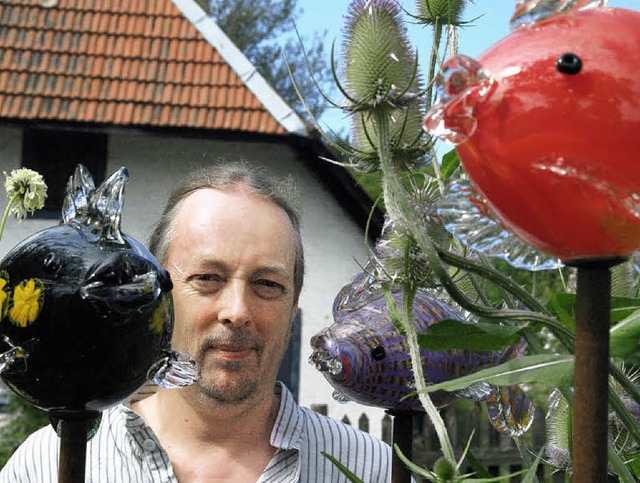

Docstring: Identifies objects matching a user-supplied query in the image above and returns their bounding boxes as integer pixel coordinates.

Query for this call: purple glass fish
[311,272,534,436]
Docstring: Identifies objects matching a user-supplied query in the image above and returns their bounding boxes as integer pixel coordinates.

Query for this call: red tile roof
[0,0,293,134]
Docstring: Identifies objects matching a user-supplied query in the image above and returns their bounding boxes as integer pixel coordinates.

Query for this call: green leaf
[627,452,640,479]
[321,452,364,483]
[464,450,492,478]
[440,148,461,180]
[417,319,523,351]
[418,355,574,393]
[422,164,437,178]
[548,293,576,329]
[610,297,640,322]
[548,293,640,328]
[521,447,545,483]
[393,444,436,479]
[610,309,640,358]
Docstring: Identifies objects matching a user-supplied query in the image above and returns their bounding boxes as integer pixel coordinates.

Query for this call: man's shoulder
[292,405,392,482]
[15,419,58,448]
[1,405,127,471]
[297,405,390,449]
[0,421,58,482]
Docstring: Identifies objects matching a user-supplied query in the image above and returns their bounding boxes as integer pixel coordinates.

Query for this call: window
[21,127,107,218]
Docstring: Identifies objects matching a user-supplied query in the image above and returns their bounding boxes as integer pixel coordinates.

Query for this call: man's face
[165,188,298,403]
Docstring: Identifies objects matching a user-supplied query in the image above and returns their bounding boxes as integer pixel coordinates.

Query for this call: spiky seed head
[374,181,447,287]
[343,0,417,107]
[350,102,426,171]
[375,231,435,287]
[416,0,467,25]
[433,456,456,481]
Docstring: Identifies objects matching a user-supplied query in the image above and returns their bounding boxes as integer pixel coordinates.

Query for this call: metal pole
[389,411,414,483]
[58,417,91,483]
[571,258,622,482]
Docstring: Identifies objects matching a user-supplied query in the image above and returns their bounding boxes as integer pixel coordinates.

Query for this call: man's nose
[217,281,251,326]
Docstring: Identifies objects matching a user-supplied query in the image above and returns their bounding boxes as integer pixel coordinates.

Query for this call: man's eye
[192,274,224,290]
[253,280,285,299]
[195,274,222,282]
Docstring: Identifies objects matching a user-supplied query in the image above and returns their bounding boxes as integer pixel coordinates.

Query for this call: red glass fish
[424,2,640,261]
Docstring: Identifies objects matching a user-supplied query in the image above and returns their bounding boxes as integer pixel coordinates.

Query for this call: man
[1,162,391,482]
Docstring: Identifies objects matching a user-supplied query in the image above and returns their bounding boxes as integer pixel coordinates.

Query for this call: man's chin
[195,376,259,404]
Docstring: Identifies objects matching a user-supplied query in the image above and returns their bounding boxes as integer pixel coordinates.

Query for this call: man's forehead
[171,188,296,263]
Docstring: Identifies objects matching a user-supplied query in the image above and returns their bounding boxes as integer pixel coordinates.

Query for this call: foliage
[0,392,49,468]
[301,0,640,480]
[194,0,332,120]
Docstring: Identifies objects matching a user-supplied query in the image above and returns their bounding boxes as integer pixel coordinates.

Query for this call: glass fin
[332,389,352,404]
[437,179,563,271]
[454,381,495,402]
[0,335,27,374]
[510,0,606,31]
[150,350,200,388]
[62,164,129,245]
[485,385,535,437]
[423,55,496,145]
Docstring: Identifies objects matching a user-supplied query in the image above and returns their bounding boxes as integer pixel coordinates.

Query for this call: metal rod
[58,418,90,483]
[571,259,622,482]
[390,411,413,483]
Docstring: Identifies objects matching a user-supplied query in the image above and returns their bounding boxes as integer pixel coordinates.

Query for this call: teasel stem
[425,19,444,109]
[374,107,457,465]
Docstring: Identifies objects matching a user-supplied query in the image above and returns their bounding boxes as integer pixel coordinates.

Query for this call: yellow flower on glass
[149,298,171,334]
[0,274,8,318]
[10,279,44,328]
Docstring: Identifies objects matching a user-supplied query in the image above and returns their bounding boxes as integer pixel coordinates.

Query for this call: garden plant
[294,0,640,481]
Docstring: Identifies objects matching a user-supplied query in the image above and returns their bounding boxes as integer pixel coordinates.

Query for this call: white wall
[0,126,388,438]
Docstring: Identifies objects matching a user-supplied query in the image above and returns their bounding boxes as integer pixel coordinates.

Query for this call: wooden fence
[311,401,571,482]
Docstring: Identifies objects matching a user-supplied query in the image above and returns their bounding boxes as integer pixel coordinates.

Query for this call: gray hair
[149,161,304,302]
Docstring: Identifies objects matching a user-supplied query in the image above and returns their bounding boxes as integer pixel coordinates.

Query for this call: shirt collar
[118,383,305,451]
[269,382,305,451]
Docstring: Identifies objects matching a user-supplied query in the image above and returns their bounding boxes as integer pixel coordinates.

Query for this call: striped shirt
[0,383,391,482]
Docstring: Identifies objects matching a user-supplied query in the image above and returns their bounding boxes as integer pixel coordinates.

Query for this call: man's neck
[131,386,281,482]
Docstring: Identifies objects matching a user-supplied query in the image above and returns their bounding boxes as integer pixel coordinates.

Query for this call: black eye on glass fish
[556,52,582,75]
[371,345,386,361]
[42,253,62,276]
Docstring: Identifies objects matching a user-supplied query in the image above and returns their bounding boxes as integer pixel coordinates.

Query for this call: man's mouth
[207,345,256,361]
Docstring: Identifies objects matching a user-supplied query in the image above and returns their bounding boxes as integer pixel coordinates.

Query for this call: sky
[292,0,639,132]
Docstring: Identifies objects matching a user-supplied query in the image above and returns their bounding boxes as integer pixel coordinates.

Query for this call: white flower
[4,168,48,220]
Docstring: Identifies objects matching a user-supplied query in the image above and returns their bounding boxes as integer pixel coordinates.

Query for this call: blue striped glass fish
[310,271,534,436]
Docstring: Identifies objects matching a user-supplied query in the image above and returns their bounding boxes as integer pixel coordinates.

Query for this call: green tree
[0,391,49,468]
[196,0,332,121]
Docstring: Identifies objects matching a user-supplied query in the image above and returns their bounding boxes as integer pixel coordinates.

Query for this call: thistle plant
[545,367,640,476]
[297,0,640,480]
[340,0,430,173]
[415,0,468,26]
[340,0,460,468]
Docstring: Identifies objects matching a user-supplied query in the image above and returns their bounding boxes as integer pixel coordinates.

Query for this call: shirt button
[142,439,156,451]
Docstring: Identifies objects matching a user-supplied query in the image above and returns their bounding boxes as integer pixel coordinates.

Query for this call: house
[0,0,390,437]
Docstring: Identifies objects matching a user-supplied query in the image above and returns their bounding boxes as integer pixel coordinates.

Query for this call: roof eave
[172,0,309,136]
